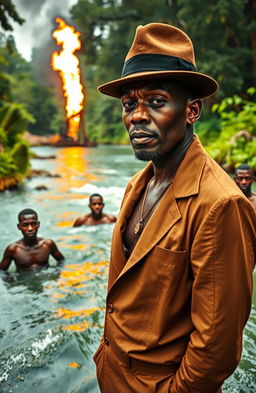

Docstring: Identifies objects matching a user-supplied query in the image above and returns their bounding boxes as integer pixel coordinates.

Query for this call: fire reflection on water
[56,147,99,191]
[41,146,107,333]
[48,259,108,332]
[48,147,107,333]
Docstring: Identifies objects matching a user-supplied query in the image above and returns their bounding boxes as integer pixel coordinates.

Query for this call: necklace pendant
[134,220,143,235]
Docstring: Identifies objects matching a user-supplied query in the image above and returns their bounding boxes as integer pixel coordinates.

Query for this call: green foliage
[205,88,256,170]
[0,3,33,187]
[195,107,221,145]
[49,109,66,136]
[0,151,17,176]
[12,81,60,135]
[11,141,30,175]
[0,41,27,107]
[0,126,7,144]
[71,0,256,143]
[0,0,25,31]
[0,71,11,100]
[0,42,62,136]
[0,102,33,180]
[85,87,128,143]
[0,102,34,147]
[177,0,253,98]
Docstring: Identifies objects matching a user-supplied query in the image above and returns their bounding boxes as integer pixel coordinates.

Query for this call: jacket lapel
[107,165,153,290]
[108,165,181,293]
[119,186,181,278]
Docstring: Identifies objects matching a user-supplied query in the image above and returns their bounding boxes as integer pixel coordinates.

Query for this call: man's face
[234,169,254,194]
[18,214,40,239]
[89,197,104,216]
[121,81,191,161]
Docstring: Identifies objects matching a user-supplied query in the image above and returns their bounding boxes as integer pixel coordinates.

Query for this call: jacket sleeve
[170,196,256,393]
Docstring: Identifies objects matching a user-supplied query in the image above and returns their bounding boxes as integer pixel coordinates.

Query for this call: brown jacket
[94,136,256,393]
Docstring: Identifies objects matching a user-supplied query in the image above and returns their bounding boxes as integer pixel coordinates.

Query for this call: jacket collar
[172,134,207,198]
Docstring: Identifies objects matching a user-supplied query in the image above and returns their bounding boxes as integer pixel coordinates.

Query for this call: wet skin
[234,169,256,209]
[121,81,202,255]
[73,196,117,227]
[0,214,65,272]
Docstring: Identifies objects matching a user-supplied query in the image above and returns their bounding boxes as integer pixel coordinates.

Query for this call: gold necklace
[134,177,173,235]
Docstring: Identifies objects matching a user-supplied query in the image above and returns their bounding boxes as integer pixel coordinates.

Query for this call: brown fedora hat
[98,23,218,99]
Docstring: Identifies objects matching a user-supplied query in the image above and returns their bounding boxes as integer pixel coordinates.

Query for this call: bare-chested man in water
[73,193,117,227]
[0,208,65,272]
[234,164,256,210]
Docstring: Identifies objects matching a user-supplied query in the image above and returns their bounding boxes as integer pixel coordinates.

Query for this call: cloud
[11,0,77,60]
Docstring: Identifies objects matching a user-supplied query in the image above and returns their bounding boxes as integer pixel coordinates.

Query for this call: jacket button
[104,338,109,346]
[107,304,114,313]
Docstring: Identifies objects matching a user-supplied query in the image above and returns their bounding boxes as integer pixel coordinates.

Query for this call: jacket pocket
[151,246,186,267]
[109,247,188,349]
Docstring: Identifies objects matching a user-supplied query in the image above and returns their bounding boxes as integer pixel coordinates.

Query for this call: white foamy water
[0,329,62,383]
[0,353,26,382]
[71,183,124,198]
[31,329,60,357]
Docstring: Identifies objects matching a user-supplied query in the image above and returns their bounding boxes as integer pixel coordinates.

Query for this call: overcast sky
[10,0,78,60]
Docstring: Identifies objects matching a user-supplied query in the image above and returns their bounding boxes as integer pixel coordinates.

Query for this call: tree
[70,0,255,143]
[176,0,255,97]
[72,0,255,96]
[201,88,256,170]
[0,2,35,190]
[0,0,24,31]
[0,102,33,190]
[12,75,61,135]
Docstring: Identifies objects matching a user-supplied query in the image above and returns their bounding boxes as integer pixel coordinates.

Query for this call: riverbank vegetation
[0,102,32,190]
[0,0,255,179]
[0,3,32,190]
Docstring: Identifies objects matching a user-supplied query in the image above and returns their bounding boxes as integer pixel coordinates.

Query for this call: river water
[0,145,255,393]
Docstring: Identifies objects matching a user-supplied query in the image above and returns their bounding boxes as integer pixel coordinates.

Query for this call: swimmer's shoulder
[73,214,91,227]
[104,213,117,223]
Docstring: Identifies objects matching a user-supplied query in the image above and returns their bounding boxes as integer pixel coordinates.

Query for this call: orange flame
[51,17,84,140]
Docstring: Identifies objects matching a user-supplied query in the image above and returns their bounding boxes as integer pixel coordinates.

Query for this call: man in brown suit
[93,23,256,393]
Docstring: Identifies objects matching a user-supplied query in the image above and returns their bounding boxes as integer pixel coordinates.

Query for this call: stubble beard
[134,149,160,162]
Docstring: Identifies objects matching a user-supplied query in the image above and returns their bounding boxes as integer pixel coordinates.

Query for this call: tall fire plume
[51,17,84,140]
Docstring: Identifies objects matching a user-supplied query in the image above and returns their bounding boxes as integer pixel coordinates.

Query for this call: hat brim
[98,70,218,99]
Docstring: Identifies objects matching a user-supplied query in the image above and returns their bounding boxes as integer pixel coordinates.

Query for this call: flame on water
[51,17,84,140]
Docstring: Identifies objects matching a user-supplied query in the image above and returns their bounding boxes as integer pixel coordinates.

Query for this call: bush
[204,87,256,170]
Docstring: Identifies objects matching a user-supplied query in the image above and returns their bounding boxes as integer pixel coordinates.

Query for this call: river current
[0,145,255,393]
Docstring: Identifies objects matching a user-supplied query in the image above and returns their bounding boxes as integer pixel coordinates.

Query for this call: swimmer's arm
[48,240,65,267]
[0,245,14,271]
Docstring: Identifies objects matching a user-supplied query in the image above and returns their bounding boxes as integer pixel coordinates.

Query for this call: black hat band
[121,53,197,77]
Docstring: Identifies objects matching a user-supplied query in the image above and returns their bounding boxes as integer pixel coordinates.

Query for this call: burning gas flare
[51,17,84,140]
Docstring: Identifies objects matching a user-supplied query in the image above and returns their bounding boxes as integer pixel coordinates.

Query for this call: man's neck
[243,189,252,198]
[23,237,38,247]
[152,132,194,184]
[92,213,103,221]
